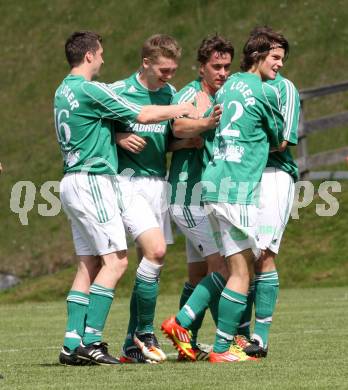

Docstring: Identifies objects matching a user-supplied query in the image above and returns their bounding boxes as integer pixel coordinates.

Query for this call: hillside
[0,0,347,288]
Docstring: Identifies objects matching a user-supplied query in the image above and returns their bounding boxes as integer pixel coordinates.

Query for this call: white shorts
[170,205,219,263]
[117,175,173,244]
[257,167,295,254]
[60,173,127,256]
[204,202,259,258]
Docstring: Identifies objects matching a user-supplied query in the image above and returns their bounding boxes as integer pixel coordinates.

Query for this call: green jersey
[202,72,284,205]
[168,78,215,206]
[266,73,300,181]
[54,75,140,175]
[110,73,176,177]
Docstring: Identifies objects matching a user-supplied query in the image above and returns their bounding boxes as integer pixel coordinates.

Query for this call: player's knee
[257,250,276,272]
[102,252,128,275]
[147,244,166,262]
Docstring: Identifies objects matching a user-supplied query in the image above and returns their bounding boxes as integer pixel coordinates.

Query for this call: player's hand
[178,102,200,119]
[191,136,204,149]
[206,105,222,129]
[0,162,2,174]
[195,91,212,117]
[116,132,147,154]
[180,137,204,149]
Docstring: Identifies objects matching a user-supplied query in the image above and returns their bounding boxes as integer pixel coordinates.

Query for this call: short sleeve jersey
[168,78,215,206]
[109,73,176,177]
[202,72,284,205]
[266,73,300,181]
[54,75,140,175]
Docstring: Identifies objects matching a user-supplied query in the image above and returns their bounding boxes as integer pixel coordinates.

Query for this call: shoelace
[144,334,160,348]
[96,342,109,354]
[235,336,250,348]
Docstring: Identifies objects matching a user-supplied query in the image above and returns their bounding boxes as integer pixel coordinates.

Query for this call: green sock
[179,282,206,348]
[82,284,114,345]
[135,257,162,334]
[63,290,89,350]
[176,272,225,329]
[213,288,247,353]
[123,285,137,349]
[238,280,255,338]
[179,282,194,309]
[253,271,279,348]
[136,278,159,334]
[208,275,227,326]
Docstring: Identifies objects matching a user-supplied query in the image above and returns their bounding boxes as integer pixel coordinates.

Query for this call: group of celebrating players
[54,26,300,365]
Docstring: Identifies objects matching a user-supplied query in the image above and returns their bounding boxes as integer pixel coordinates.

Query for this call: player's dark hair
[65,31,102,68]
[240,26,289,71]
[197,35,234,64]
[141,34,182,62]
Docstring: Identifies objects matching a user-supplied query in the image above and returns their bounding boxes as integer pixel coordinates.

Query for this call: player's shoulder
[174,79,200,103]
[269,74,299,96]
[80,80,116,99]
[262,82,280,100]
[108,75,130,94]
[166,82,177,96]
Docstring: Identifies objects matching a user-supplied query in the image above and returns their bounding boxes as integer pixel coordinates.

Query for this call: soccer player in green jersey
[162,28,288,363]
[235,27,301,359]
[55,31,197,366]
[108,35,191,363]
[167,35,234,360]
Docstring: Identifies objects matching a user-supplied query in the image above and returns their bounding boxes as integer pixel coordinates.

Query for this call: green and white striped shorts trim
[88,174,109,223]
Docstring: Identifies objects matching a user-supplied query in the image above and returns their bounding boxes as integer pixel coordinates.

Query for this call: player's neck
[137,71,161,91]
[200,79,216,97]
[70,65,93,81]
[248,66,262,80]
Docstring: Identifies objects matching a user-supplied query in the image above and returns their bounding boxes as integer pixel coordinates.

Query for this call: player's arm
[262,84,285,148]
[279,78,301,146]
[116,132,147,154]
[137,102,199,123]
[82,81,199,125]
[270,80,300,153]
[172,105,221,138]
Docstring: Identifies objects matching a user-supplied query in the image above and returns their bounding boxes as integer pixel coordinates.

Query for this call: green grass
[0,288,347,389]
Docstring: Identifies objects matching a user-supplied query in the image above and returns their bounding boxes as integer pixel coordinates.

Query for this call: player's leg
[60,254,100,366]
[246,168,294,357]
[161,206,229,360]
[170,205,209,350]
[209,249,257,362]
[166,205,227,358]
[247,250,278,357]
[61,173,129,365]
[205,203,258,363]
[120,247,142,362]
[77,250,128,365]
[179,240,208,350]
[131,227,166,361]
[119,177,169,362]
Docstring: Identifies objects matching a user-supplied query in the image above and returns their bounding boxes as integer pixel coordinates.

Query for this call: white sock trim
[136,257,163,282]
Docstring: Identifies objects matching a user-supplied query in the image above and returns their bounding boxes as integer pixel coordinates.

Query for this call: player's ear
[85,51,94,64]
[199,63,205,78]
[142,57,151,70]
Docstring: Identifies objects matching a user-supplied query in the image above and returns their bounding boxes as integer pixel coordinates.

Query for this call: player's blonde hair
[141,34,182,62]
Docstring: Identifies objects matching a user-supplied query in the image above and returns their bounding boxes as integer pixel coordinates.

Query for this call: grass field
[0,287,347,389]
